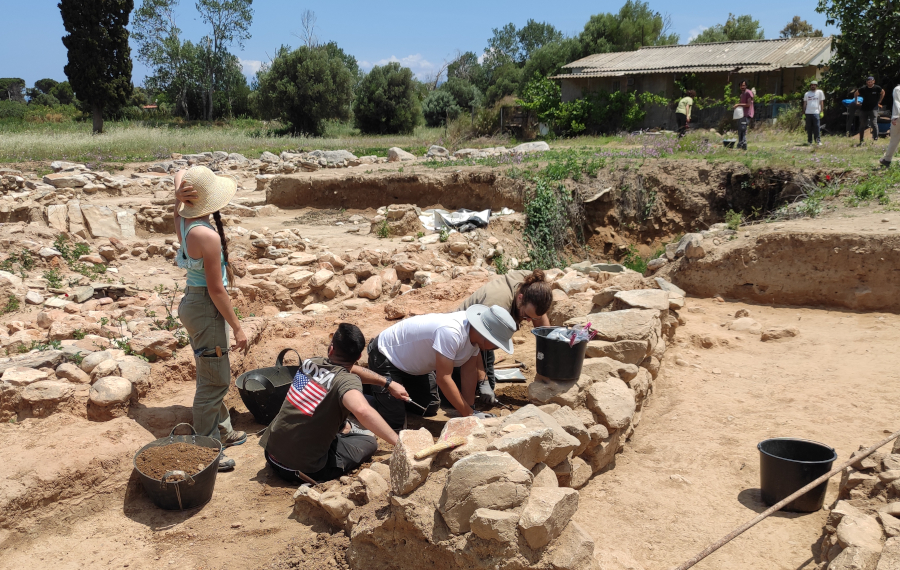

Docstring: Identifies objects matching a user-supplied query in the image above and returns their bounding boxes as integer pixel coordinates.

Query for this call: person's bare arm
[459,355,484,406]
[880,89,886,107]
[350,364,410,401]
[343,390,398,445]
[435,353,472,417]
[194,228,247,353]
[685,103,691,122]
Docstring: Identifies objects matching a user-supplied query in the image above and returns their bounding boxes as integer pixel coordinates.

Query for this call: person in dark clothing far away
[259,323,404,484]
[856,76,885,144]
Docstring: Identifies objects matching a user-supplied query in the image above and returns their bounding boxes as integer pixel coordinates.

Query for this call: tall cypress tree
[59,0,134,133]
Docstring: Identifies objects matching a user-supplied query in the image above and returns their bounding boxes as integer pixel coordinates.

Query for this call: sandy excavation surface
[578,297,900,569]
[3,295,897,570]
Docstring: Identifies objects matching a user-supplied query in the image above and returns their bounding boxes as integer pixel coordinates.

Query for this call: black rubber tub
[133,423,222,511]
[757,438,837,512]
[235,349,301,426]
[532,327,589,381]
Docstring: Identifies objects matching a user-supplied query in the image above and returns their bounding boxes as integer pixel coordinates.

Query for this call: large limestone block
[117,210,136,239]
[318,491,355,521]
[80,205,122,238]
[89,376,134,405]
[518,487,580,549]
[614,289,670,311]
[488,427,555,470]
[388,147,416,162]
[547,521,597,570]
[435,416,488,466]
[829,546,881,570]
[582,429,621,473]
[585,339,649,365]
[496,405,580,468]
[837,511,884,552]
[551,406,590,455]
[877,537,900,570]
[470,508,519,543]
[130,331,177,358]
[532,462,559,488]
[0,270,23,300]
[587,378,636,430]
[358,468,389,503]
[565,309,660,342]
[67,202,86,236]
[2,366,49,386]
[277,270,314,290]
[47,205,68,232]
[21,380,76,404]
[55,362,91,384]
[438,451,533,534]
[357,276,383,300]
[527,375,583,408]
[390,428,434,495]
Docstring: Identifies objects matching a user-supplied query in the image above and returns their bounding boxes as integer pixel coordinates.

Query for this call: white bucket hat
[177,165,237,219]
[466,304,516,354]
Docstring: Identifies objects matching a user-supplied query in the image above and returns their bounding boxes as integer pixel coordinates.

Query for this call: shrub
[29,93,60,108]
[354,62,422,134]
[0,100,26,120]
[725,209,742,230]
[422,90,462,127]
[254,45,354,136]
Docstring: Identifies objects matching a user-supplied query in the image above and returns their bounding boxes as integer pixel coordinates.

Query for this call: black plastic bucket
[235,349,301,426]
[758,438,837,512]
[531,327,589,381]
[133,423,222,511]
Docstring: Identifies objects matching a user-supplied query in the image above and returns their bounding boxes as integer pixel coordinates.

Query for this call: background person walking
[174,166,249,472]
[804,80,825,146]
[856,77,885,144]
[880,84,900,167]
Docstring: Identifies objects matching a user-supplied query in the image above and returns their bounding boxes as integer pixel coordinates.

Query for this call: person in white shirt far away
[804,80,826,146]
[881,84,900,167]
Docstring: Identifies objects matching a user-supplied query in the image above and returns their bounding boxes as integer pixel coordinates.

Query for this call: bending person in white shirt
[359,305,517,430]
[881,84,900,167]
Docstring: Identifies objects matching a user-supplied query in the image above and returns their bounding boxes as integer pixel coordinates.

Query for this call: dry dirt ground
[3,295,898,570]
[579,297,900,570]
[2,160,899,570]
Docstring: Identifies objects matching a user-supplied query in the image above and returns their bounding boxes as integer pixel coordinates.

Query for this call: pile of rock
[424,142,551,162]
[814,441,900,569]
[294,414,595,570]
[647,224,739,271]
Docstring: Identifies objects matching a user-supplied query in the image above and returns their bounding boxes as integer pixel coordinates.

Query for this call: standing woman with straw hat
[174,166,249,472]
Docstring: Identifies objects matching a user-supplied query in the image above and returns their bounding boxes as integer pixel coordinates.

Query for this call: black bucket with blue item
[531,326,589,381]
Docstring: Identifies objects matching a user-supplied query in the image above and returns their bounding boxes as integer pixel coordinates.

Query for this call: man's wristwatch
[383,377,393,390]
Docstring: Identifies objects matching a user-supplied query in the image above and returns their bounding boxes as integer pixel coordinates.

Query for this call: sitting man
[260,323,407,483]
[365,304,516,431]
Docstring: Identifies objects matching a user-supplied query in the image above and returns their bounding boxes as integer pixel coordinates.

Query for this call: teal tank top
[177,217,229,288]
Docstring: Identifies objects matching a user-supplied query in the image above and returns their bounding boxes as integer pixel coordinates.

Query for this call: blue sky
[5,0,836,87]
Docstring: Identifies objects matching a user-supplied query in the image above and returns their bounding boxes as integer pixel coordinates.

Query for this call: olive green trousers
[178,286,234,441]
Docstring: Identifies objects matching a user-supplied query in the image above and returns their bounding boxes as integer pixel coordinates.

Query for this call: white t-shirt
[378,312,480,375]
[804,90,825,114]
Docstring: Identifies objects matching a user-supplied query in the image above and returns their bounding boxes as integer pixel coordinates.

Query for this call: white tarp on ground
[419,207,515,233]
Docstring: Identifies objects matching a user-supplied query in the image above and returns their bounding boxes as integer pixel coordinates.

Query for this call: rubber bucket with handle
[531,327,589,381]
[235,349,301,426]
[758,437,837,512]
[133,423,222,511]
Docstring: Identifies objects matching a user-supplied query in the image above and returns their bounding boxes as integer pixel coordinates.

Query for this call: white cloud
[359,54,437,79]
[687,26,708,43]
[239,58,262,76]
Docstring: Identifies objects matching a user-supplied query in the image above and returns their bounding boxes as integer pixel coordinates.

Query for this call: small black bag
[236,349,301,426]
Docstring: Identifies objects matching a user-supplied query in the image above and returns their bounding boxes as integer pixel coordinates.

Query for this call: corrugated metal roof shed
[555,37,832,78]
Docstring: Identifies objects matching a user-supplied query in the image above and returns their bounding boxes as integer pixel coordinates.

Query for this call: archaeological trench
[0,146,898,569]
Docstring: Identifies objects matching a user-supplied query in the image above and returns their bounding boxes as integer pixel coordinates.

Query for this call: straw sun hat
[177,166,237,219]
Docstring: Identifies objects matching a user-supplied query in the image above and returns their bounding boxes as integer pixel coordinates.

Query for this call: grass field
[0,118,454,165]
[0,115,890,173]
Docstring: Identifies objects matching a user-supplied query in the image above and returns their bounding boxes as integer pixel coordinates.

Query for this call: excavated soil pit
[134,443,219,480]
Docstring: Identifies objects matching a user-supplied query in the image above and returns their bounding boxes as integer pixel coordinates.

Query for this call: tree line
[12,0,874,136]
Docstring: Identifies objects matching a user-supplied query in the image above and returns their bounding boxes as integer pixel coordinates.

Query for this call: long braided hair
[211,211,235,287]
